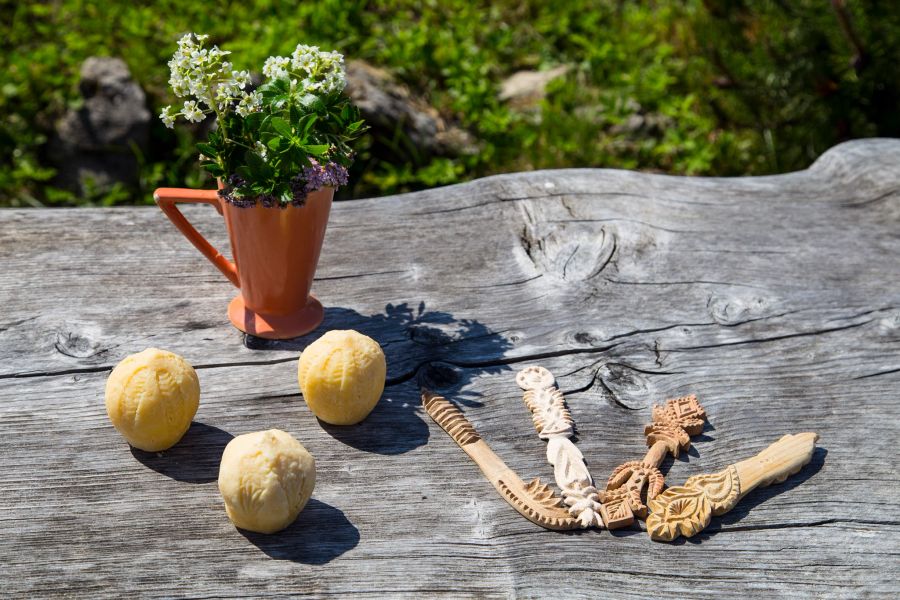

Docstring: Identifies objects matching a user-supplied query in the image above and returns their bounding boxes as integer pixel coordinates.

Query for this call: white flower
[231,70,251,89]
[255,140,268,160]
[235,91,262,117]
[170,78,190,97]
[263,55,291,80]
[214,86,233,111]
[159,106,176,128]
[291,44,318,72]
[322,69,346,94]
[182,100,205,123]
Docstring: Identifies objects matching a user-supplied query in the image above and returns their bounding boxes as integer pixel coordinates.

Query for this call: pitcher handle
[154,188,240,288]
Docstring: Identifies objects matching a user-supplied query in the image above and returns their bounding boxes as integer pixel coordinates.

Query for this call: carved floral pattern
[497,478,579,531]
[684,464,741,516]
[647,433,818,541]
[646,486,712,542]
[517,366,602,528]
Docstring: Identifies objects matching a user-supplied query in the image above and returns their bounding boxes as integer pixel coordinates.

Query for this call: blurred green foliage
[1,0,897,206]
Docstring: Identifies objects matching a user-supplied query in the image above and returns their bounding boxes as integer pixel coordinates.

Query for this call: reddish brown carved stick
[599,395,707,529]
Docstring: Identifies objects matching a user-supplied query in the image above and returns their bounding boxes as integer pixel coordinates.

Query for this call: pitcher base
[227,295,324,340]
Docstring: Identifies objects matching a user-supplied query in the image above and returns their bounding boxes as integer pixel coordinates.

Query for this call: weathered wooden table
[2,139,898,598]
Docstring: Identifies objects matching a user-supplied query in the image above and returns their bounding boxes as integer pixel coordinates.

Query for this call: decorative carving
[684,464,740,516]
[646,486,712,542]
[422,392,481,446]
[652,394,707,435]
[497,478,580,531]
[647,432,819,542]
[600,394,708,529]
[421,389,579,531]
[516,366,603,528]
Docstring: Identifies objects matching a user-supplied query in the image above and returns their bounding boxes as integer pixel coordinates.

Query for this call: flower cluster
[161,33,365,208]
[220,159,350,208]
[298,159,349,192]
[263,44,346,96]
[159,33,260,128]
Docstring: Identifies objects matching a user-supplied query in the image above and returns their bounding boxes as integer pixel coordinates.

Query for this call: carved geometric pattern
[421,388,579,531]
[422,391,481,446]
[651,394,706,436]
[601,394,707,529]
[598,491,634,530]
[517,366,603,529]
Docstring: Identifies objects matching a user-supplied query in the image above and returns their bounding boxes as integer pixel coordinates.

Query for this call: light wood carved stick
[421,389,579,530]
[599,394,707,529]
[646,432,819,542]
[516,366,603,528]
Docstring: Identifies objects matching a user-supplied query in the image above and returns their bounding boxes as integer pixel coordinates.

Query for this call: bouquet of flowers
[159,34,366,207]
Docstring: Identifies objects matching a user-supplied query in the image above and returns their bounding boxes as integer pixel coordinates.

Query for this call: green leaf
[267,137,283,151]
[244,112,264,130]
[200,163,225,177]
[196,142,218,158]
[301,114,318,136]
[289,104,302,125]
[271,94,291,109]
[270,116,293,138]
[300,144,329,156]
[244,150,273,180]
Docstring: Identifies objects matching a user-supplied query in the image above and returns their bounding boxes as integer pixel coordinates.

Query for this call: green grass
[1,0,897,206]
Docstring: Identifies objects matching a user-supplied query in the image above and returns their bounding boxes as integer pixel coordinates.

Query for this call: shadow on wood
[246,302,512,454]
[239,499,360,564]
[130,422,234,483]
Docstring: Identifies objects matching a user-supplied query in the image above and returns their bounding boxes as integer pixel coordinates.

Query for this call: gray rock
[51,57,151,194]
[344,60,477,157]
[498,65,569,106]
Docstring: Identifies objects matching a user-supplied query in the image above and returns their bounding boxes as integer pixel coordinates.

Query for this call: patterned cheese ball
[104,348,200,452]
[297,330,386,425]
[217,429,316,534]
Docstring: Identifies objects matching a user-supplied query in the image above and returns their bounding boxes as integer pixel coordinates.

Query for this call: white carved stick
[516,366,603,528]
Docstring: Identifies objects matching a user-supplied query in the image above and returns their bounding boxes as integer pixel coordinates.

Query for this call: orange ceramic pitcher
[154,186,333,339]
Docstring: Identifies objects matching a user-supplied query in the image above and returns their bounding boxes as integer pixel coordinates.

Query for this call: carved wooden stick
[599,394,707,529]
[646,432,819,542]
[516,366,603,528]
[421,389,579,530]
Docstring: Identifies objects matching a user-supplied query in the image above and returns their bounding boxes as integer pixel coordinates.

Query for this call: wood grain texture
[1,138,899,598]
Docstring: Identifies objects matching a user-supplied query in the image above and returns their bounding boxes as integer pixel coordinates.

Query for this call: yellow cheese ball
[217,429,316,534]
[297,330,386,425]
[104,348,200,452]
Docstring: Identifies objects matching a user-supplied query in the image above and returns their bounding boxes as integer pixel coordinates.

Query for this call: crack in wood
[315,269,408,282]
[854,366,900,380]
[606,278,767,290]
[670,319,873,352]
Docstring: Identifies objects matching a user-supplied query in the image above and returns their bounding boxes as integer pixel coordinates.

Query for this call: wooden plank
[0,139,898,597]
